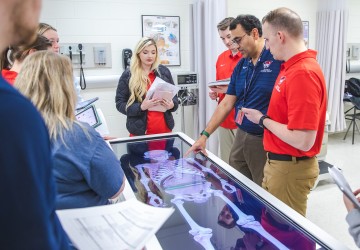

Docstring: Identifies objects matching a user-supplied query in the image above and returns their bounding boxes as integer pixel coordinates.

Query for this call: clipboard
[328,166,360,209]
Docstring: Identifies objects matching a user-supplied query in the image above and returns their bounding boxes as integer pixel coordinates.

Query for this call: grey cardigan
[115,65,178,135]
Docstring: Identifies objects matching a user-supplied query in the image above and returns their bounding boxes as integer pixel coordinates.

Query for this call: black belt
[239,128,263,137]
[267,152,311,161]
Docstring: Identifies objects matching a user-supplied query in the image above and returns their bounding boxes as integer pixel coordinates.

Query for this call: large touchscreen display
[110,135,325,250]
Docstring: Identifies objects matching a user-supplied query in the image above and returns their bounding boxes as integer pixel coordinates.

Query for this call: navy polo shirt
[227,47,282,135]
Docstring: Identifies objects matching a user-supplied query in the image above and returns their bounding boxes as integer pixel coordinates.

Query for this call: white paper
[145,77,179,112]
[148,91,173,112]
[57,198,174,250]
[146,77,179,100]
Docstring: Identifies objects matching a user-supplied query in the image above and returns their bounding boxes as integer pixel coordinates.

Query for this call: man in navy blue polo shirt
[187,14,281,186]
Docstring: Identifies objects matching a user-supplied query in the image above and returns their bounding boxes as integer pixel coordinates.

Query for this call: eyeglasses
[232,33,247,45]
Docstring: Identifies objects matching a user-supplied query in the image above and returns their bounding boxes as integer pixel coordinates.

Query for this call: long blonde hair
[126,37,160,109]
[14,51,77,140]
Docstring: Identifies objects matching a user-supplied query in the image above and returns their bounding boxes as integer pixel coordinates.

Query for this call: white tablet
[208,79,230,87]
[76,97,99,111]
[75,105,102,128]
[328,166,360,209]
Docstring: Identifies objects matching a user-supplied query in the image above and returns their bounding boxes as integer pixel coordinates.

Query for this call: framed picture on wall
[141,15,181,66]
[302,21,309,48]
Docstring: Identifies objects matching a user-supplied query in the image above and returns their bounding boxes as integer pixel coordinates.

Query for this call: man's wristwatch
[200,130,210,138]
[259,115,270,129]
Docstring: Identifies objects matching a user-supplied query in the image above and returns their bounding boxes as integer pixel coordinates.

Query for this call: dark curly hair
[229,14,262,37]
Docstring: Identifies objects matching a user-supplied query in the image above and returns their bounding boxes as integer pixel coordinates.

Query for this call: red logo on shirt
[263,60,273,69]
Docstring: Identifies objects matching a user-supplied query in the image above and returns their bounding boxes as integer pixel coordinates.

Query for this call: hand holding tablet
[329,166,360,210]
[208,78,230,87]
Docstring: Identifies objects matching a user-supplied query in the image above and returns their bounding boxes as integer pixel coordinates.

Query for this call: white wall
[41,0,360,137]
[41,0,192,76]
[347,0,360,43]
[228,0,318,49]
[346,0,360,79]
[41,0,192,137]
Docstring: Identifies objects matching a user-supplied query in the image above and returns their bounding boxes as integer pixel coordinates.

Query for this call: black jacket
[115,65,179,135]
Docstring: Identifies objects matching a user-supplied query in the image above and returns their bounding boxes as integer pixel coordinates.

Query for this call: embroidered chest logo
[263,61,272,68]
[275,76,286,92]
[260,60,273,73]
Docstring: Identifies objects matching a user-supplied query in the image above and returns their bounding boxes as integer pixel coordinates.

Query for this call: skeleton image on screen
[131,149,288,250]
[112,135,339,250]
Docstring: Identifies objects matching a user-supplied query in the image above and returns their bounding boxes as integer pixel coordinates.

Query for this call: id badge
[235,109,245,125]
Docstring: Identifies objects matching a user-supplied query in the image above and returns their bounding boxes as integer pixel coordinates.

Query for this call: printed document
[146,77,179,112]
[57,198,174,250]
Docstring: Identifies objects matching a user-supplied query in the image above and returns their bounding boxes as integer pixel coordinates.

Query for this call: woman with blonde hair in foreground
[14,51,125,209]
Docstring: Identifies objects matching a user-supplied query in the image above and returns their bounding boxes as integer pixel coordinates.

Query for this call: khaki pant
[262,157,319,216]
[229,128,266,186]
[218,126,237,164]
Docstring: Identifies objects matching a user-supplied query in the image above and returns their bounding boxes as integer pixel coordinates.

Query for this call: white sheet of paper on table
[56,198,174,250]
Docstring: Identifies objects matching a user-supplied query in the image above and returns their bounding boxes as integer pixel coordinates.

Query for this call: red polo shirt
[1,69,17,85]
[264,50,327,157]
[216,50,242,129]
[130,71,171,150]
[146,71,171,135]
[147,71,171,150]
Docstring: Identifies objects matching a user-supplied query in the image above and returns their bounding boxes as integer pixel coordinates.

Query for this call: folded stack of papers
[146,77,179,112]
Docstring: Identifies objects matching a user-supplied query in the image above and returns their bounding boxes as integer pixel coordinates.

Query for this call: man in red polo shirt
[242,7,327,216]
[209,17,241,164]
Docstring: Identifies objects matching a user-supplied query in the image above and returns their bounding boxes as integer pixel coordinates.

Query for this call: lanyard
[242,47,265,106]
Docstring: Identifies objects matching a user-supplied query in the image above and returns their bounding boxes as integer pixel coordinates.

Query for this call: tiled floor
[308,132,360,250]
